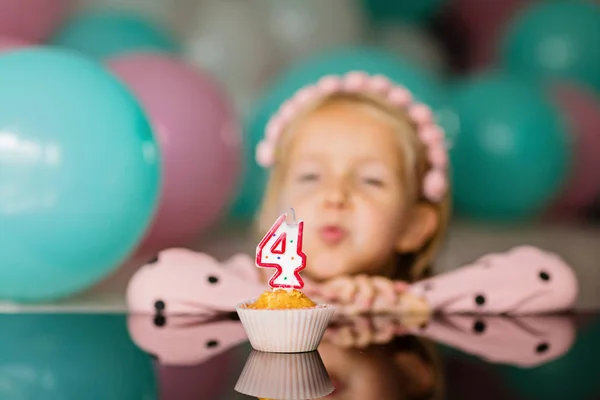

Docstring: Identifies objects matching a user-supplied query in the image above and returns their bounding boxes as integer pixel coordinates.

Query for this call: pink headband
[255,71,449,203]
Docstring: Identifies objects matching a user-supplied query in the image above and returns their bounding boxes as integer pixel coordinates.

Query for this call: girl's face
[280,100,414,280]
[318,341,403,399]
[318,341,436,400]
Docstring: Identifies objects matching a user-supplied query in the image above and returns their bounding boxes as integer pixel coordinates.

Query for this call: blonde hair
[256,91,451,282]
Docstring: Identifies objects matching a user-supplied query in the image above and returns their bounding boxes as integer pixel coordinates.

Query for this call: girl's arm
[309,246,578,316]
[408,246,578,315]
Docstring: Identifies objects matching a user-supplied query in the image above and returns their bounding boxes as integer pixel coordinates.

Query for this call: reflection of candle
[256,209,307,289]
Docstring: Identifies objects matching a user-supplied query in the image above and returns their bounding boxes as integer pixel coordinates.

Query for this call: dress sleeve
[407,246,579,315]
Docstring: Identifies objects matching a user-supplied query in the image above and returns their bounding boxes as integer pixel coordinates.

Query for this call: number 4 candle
[256,209,307,289]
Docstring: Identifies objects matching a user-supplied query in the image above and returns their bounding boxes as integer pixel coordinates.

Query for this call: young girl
[253,71,451,314]
[126,71,577,318]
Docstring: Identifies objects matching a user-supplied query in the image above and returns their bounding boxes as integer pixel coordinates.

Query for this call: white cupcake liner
[235,350,334,399]
[236,301,336,353]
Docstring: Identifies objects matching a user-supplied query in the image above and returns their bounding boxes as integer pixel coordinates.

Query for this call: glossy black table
[0,311,598,400]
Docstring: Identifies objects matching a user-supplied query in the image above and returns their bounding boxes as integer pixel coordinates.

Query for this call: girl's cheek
[279,189,318,220]
[353,201,396,242]
[287,185,324,209]
[280,183,302,205]
[360,195,407,236]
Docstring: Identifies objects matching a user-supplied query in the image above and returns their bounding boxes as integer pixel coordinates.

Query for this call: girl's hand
[313,275,410,315]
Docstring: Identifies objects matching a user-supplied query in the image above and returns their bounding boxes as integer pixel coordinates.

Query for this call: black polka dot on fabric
[154,300,165,311]
[536,342,550,353]
[208,276,219,284]
[206,340,219,348]
[475,294,486,306]
[473,320,486,334]
[539,271,551,282]
[154,315,166,327]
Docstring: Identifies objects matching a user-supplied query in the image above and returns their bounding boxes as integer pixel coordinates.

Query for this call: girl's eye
[297,173,320,182]
[362,177,384,187]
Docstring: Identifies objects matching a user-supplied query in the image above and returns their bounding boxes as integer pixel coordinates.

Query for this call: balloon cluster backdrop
[1,0,600,302]
[0,0,242,302]
[440,0,600,220]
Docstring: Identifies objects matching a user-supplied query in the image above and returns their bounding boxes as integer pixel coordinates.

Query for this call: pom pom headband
[255,71,449,203]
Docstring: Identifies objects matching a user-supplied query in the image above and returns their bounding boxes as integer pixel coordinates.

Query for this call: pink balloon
[548,82,600,218]
[0,0,67,43]
[449,0,538,71]
[107,53,242,251]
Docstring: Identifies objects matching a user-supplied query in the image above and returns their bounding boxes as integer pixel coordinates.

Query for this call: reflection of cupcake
[236,289,335,353]
[237,210,335,353]
[235,350,334,399]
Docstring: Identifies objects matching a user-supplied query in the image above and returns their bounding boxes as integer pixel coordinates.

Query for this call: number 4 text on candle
[256,212,307,289]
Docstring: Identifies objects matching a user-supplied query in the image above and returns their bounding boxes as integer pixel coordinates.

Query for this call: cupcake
[236,289,335,353]
[235,350,334,399]
[236,210,335,353]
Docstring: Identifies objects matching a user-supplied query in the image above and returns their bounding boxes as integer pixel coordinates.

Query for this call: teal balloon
[498,316,600,400]
[50,11,179,60]
[232,46,449,219]
[227,146,268,220]
[0,48,161,301]
[0,314,157,399]
[361,0,447,23]
[449,73,571,220]
[501,1,600,92]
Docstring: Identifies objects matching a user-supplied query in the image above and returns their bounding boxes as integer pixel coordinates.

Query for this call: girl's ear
[395,203,439,253]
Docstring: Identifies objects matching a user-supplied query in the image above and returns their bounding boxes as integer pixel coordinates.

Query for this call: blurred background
[1,0,600,307]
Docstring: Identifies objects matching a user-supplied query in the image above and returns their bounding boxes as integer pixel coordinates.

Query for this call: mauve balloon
[548,82,600,218]
[108,53,243,252]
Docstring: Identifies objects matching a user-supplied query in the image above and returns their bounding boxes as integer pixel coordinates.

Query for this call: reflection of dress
[416,314,576,367]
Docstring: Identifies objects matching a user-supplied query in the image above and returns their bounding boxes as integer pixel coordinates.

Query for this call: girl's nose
[323,181,350,209]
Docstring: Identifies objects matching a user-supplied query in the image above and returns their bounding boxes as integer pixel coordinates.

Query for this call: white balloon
[183,1,284,118]
[258,0,367,64]
[376,23,448,77]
